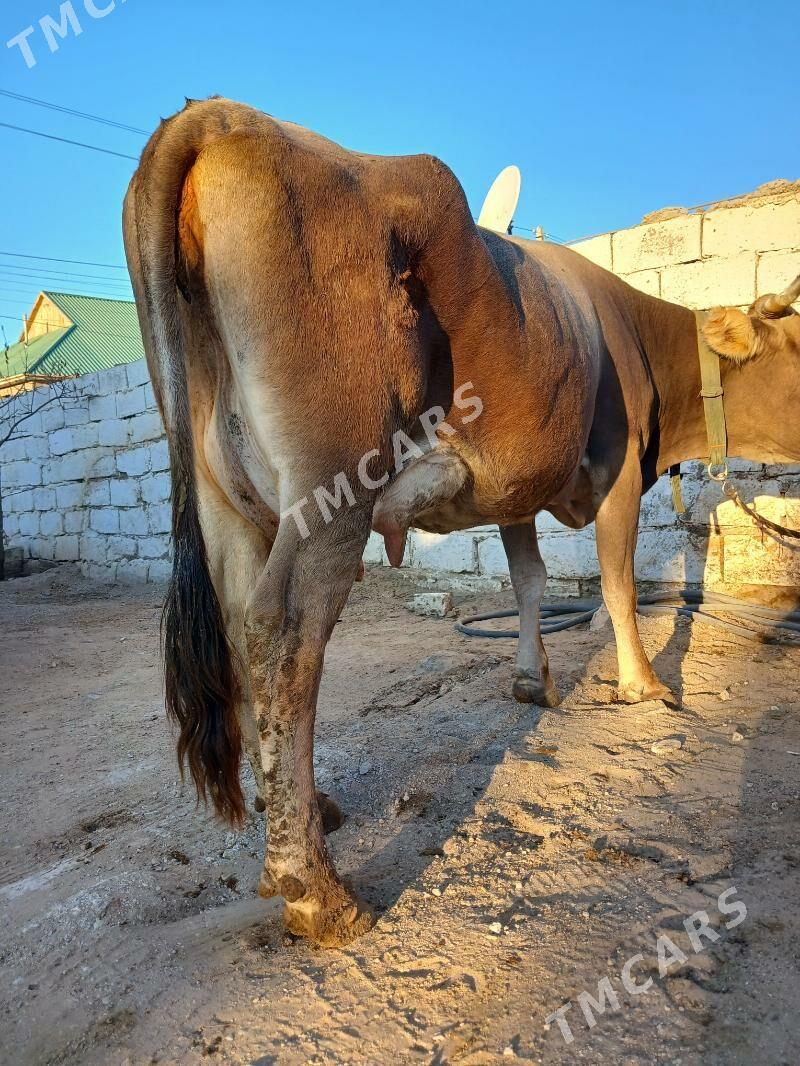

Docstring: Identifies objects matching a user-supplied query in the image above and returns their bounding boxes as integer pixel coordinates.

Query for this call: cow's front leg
[245,520,373,947]
[500,521,560,706]
[594,454,672,704]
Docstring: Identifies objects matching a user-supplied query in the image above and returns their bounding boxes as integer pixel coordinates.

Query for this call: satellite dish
[477,165,521,234]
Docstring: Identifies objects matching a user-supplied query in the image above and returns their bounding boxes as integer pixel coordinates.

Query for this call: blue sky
[1,0,797,338]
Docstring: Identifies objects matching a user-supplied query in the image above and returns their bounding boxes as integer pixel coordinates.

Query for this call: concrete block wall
[570,180,800,309]
[1,359,172,583]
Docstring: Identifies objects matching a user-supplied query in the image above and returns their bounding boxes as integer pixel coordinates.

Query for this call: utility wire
[0,278,131,296]
[0,89,148,136]
[0,122,138,161]
[0,264,132,285]
[0,251,128,270]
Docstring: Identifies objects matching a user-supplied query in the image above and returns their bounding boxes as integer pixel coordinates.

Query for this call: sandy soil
[1,564,799,1066]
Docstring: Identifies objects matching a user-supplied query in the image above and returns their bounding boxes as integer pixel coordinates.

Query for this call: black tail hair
[163,475,246,825]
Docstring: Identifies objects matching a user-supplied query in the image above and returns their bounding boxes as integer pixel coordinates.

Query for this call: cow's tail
[122,99,257,825]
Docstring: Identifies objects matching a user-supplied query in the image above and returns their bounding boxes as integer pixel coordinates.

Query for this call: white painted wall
[1,360,171,583]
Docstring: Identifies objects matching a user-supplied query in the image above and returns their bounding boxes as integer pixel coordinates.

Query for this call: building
[1,291,145,393]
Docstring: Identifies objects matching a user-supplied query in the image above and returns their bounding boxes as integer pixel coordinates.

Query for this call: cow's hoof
[316,791,344,834]
[617,679,673,704]
[512,675,561,707]
[284,891,374,948]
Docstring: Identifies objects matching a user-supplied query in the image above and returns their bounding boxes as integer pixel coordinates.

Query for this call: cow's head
[702,273,800,363]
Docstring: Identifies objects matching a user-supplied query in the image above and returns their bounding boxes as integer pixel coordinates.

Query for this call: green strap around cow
[694,309,728,479]
[668,311,729,516]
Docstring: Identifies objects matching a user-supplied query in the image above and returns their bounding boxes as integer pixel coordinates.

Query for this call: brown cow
[124,97,800,946]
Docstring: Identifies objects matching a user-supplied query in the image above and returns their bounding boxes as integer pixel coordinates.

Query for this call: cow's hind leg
[198,479,345,833]
[500,521,560,707]
[594,455,672,704]
[246,508,373,947]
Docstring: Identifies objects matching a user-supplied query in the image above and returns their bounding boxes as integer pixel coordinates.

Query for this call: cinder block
[125,359,151,389]
[18,512,40,537]
[40,407,65,432]
[33,486,56,511]
[31,537,55,561]
[50,448,103,482]
[63,405,90,427]
[98,419,129,447]
[476,535,509,577]
[63,510,85,534]
[70,423,100,451]
[49,427,76,456]
[80,534,108,563]
[128,411,164,444]
[3,514,19,539]
[723,530,800,587]
[612,214,701,273]
[118,508,150,536]
[138,535,170,559]
[409,530,476,572]
[147,559,172,583]
[660,252,756,309]
[0,437,29,462]
[117,559,151,583]
[3,460,41,488]
[88,392,117,421]
[91,454,116,478]
[54,535,80,561]
[25,436,50,461]
[147,503,171,534]
[6,489,33,514]
[539,529,598,579]
[107,535,137,558]
[619,269,660,297]
[703,198,800,258]
[757,249,800,303]
[109,478,139,506]
[116,386,147,419]
[77,372,102,397]
[86,480,111,506]
[149,439,170,472]
[117,446,151,477]
[90,508,119,534]
[570,233,612,270]
[140,472,170,504]
[98,365,128,393]
[85,562,118,583]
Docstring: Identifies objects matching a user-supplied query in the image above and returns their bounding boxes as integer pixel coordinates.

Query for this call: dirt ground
[1,564,799,1066]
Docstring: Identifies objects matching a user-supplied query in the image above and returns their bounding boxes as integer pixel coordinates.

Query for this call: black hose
[455,588,800,641]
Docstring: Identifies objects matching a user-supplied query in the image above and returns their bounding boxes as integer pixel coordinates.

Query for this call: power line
[0,279,134,300]
[0,281,133,299]
[0,89,148,136]
[0,122,138,161]
[0,263,132,285]
[0,251,128,270]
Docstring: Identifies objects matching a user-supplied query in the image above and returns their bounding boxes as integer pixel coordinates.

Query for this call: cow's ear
[703,307,759,363]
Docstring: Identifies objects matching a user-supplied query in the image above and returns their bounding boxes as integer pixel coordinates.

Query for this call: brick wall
[1,360,171,583]
[2,181,799,590]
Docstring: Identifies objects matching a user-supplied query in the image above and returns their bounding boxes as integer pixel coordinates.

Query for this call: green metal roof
[1,292,145,379]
